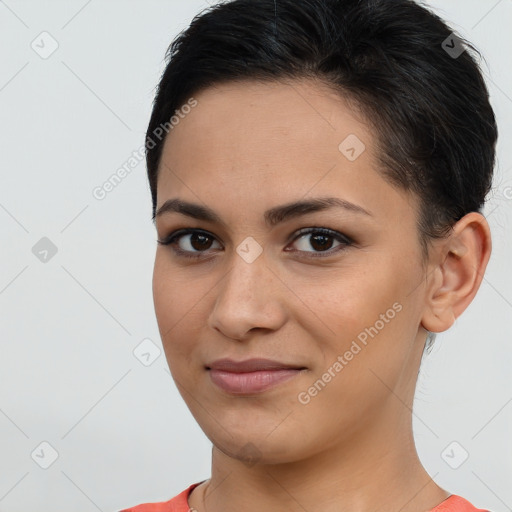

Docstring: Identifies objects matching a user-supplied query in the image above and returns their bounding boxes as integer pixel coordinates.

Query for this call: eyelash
[157,227,354,260]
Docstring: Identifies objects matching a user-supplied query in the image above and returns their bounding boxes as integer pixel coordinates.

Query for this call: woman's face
[153,78,432,465]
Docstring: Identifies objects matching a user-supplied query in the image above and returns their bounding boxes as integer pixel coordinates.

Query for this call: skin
[152,78,492,512]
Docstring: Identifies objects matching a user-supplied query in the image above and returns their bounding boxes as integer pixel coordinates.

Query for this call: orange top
[119,482,491,512]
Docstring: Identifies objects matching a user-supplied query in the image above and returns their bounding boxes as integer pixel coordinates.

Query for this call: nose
[207,247,287,341]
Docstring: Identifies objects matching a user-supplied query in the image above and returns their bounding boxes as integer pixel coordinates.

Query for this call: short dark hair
[145,0,497,261]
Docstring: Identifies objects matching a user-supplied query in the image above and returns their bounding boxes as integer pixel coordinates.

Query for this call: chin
[208,426,312,466]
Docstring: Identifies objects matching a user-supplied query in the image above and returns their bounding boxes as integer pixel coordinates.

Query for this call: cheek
[152,254,198,328]
[152,258,175,331]
[292,263,403,342]
[294,257,416,381]
[152,255,214,373]
[152,257,192,359]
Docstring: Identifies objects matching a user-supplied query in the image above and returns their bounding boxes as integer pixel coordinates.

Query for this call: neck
[194,402,449,512]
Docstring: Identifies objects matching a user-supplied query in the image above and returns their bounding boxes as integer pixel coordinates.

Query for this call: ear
[421,212,492,333]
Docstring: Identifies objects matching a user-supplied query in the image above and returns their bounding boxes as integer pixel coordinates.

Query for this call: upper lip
[206,358,306,373]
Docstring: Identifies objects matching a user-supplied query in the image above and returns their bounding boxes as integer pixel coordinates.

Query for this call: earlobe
[420,212,492,334]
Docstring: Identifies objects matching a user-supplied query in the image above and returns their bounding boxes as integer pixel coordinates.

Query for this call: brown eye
[289,228,353,257]
[157,229,222,259]
[158,227,353,260]
[186,232,215,251]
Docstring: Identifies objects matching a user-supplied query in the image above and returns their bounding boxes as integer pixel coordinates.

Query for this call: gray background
[0,1,511,511]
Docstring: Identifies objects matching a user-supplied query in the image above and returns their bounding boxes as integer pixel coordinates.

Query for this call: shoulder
[119,482,204,512]
[430,494,493,512]
[120,489,493,512]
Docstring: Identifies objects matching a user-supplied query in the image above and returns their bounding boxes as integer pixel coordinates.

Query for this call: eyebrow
[153,196,373,227]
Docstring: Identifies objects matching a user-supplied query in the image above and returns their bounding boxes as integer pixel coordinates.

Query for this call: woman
[121,0,497,510]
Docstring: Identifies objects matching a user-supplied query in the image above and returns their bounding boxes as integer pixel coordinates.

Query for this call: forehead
[156,78,417,226]
[162,78,372,168]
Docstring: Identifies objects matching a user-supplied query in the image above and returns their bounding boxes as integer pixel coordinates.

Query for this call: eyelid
[158,226,354,258]
[290,227,353,246]
[157,228,221,259]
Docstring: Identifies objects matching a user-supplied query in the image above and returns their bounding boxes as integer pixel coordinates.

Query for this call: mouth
[206,358,307,395]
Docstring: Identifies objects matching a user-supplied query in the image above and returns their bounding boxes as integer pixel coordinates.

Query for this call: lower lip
[208,369,303,394]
